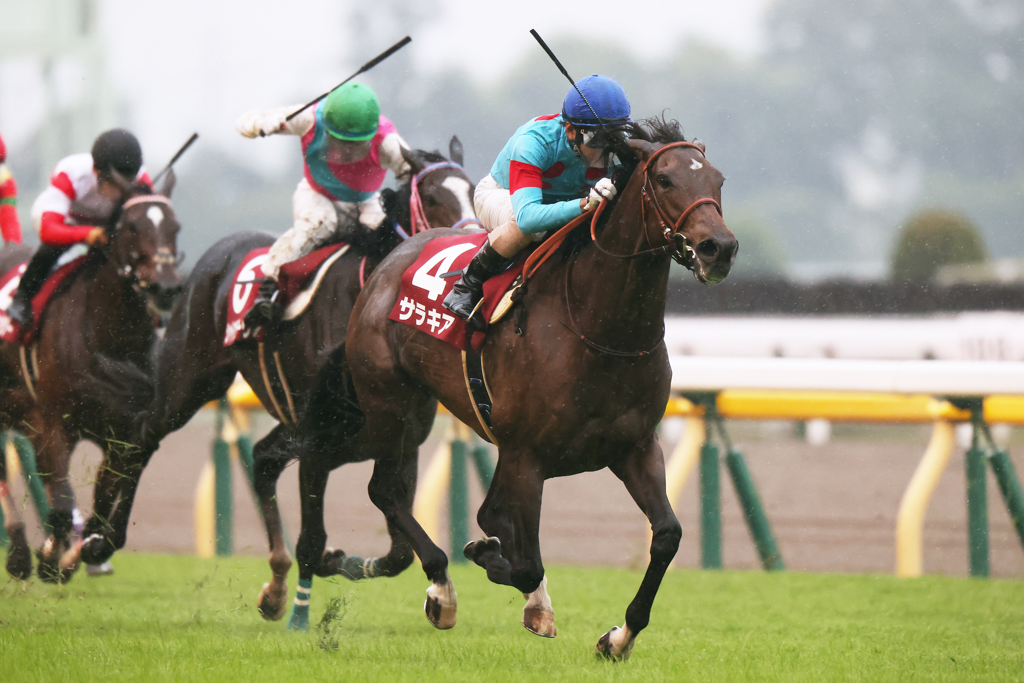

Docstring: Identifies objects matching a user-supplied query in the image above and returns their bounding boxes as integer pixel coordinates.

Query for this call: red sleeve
[0,205,20,244]
[51,171,76,200]
[39,211,94,246]
[508,160,544,194]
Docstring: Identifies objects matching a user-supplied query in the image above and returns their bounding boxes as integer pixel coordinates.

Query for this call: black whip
[151,132,199,185]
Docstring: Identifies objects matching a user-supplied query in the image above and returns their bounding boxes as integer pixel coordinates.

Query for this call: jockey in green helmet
[236,82,412,328]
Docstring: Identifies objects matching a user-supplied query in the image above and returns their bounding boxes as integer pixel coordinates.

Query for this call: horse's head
[107,171,184,317]
[390,137,478,232]
[627,120,737,284]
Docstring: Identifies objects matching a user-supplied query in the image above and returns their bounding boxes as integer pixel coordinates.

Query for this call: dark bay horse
[321,118,736,658]
[76,143,477,624]
[0,178,183,582]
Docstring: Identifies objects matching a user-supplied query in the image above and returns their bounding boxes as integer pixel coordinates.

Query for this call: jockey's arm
[235,105,314,139]
[0,164,21,244]
[378,131,412,183]
[32,185,96,246]
[507,137,583,235]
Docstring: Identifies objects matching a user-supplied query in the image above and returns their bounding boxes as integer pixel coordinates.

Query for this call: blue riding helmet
[561,74,632,128]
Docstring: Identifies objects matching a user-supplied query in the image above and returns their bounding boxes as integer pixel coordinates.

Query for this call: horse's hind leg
[597,435,681,661]
[467,451,552,636]
[287,455,332,632]
[0,444,32,580]
[250,425,294,622]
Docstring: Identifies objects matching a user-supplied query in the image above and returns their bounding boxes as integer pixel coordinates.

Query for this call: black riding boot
[442,241,513,331]
[244,278,281,330]
[7,245,68,328]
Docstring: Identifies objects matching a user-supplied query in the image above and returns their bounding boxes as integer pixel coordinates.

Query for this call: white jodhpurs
[474,174,546,258]
[263,178,386,280]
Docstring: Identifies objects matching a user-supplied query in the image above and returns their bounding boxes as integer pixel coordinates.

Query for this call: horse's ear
[401,146,425,176]
[107,168,135,196]
[627,139,658,163]
[691,138,706,154]
[449,136,464,166]
[154,168,176,198]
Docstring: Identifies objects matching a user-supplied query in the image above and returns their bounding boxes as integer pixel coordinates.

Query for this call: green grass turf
[1,552,1023,682]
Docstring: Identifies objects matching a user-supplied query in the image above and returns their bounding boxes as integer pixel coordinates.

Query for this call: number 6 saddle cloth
[388,232,526,353]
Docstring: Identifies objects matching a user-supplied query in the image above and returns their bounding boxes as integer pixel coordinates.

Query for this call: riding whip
[284,36,413,123]
[528,29,635,162]
[151,132,199,185]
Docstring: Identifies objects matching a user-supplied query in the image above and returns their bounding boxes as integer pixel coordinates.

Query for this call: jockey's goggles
[580,125,629,150]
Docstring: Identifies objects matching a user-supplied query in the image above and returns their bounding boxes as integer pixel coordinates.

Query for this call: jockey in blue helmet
[443,74,632,329]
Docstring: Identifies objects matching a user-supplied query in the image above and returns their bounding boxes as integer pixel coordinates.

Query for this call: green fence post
[13,433,50,534]
[965,442,989,577]
[449,438,469,562]
[725,448,785,571]
[470,444,494,491]
[700,439,722,569]
[989,449,1024,553]
[214,419,234,557]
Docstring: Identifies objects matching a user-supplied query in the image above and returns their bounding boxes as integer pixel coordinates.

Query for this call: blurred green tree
[890,208,987,282]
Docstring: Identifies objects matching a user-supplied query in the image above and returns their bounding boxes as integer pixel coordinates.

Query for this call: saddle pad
[223,243,348,347]
[0,256,88,345]
[389,233,524,352]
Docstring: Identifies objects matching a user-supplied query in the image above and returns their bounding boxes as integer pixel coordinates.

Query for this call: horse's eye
[657,174,672,189]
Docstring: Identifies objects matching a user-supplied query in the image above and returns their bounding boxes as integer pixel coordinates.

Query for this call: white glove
[585,177,617,210]
[235,110,288,138]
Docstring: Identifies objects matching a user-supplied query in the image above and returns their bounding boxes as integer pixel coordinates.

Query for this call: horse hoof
[315,547,347,577]
[37,557,73,584]
[4,525,32,580]
[424,580,457,630]
[80,533,115,565]
[257,582,289,621]
[523,606,557,638]
[595,625,635,662]
[463,536,500,566]
[86,561,115,577]
[59,540,82,575]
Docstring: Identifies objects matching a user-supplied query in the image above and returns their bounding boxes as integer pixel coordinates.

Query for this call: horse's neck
[87,263,152,358]
[568,168,672,350]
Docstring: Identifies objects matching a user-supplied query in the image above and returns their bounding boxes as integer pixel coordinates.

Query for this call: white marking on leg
[442,176,476,223]
[146,205,164,228]
[523,574,552,611]
[690,158,703,170]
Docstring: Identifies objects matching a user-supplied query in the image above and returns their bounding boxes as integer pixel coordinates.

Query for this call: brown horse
[318,118,736,658]
[73,143,477,627]
[0,177,183,582]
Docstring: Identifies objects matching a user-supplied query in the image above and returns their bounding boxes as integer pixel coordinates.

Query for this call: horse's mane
[626,116,687,144]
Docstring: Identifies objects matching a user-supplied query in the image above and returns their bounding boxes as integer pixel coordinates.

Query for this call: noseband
[639,141,722,266]
[407,162,483,236]
[112,195,178,286]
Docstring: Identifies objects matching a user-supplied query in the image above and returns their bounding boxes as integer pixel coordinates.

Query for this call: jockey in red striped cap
[443,74,631,329]
[235,82,412,327]
[6,129,151,328]
[0,132,21,245]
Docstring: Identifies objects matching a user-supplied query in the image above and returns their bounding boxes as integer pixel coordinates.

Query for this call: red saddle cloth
[0,256,89,345]
[389,232,525,352]
[223,243,347,347]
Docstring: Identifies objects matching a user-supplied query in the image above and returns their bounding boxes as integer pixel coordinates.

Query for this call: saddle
[0,256,89,346]
[223,242,349,347]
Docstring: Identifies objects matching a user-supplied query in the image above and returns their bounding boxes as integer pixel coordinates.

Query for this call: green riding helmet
[322,83,381,141]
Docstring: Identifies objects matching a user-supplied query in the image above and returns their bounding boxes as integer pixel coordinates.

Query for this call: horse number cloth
[0,256,88,345]
[389,233,525,351]
[223,243,348,347]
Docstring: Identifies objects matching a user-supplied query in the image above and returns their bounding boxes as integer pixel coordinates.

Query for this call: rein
[408,162,483,236]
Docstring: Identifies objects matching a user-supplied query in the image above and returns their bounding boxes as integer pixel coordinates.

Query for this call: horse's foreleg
[76,448,132,566]
[251,426,293,622]
[0,455,31,580]
[287,456,331,632]
[469,452,549,635]
[365,418,455,630]
[599,435,682,661]
[37,435,77,583]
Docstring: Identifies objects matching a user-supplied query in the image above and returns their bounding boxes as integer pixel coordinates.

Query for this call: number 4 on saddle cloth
[223,242,349,347]
[389,232,526,354]
[0,257,89,345]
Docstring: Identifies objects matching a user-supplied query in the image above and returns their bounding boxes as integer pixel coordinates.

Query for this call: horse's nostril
[697,239,720,259]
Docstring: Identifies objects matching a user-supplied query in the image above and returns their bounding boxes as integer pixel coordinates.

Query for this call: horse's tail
[274,343,365,462]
